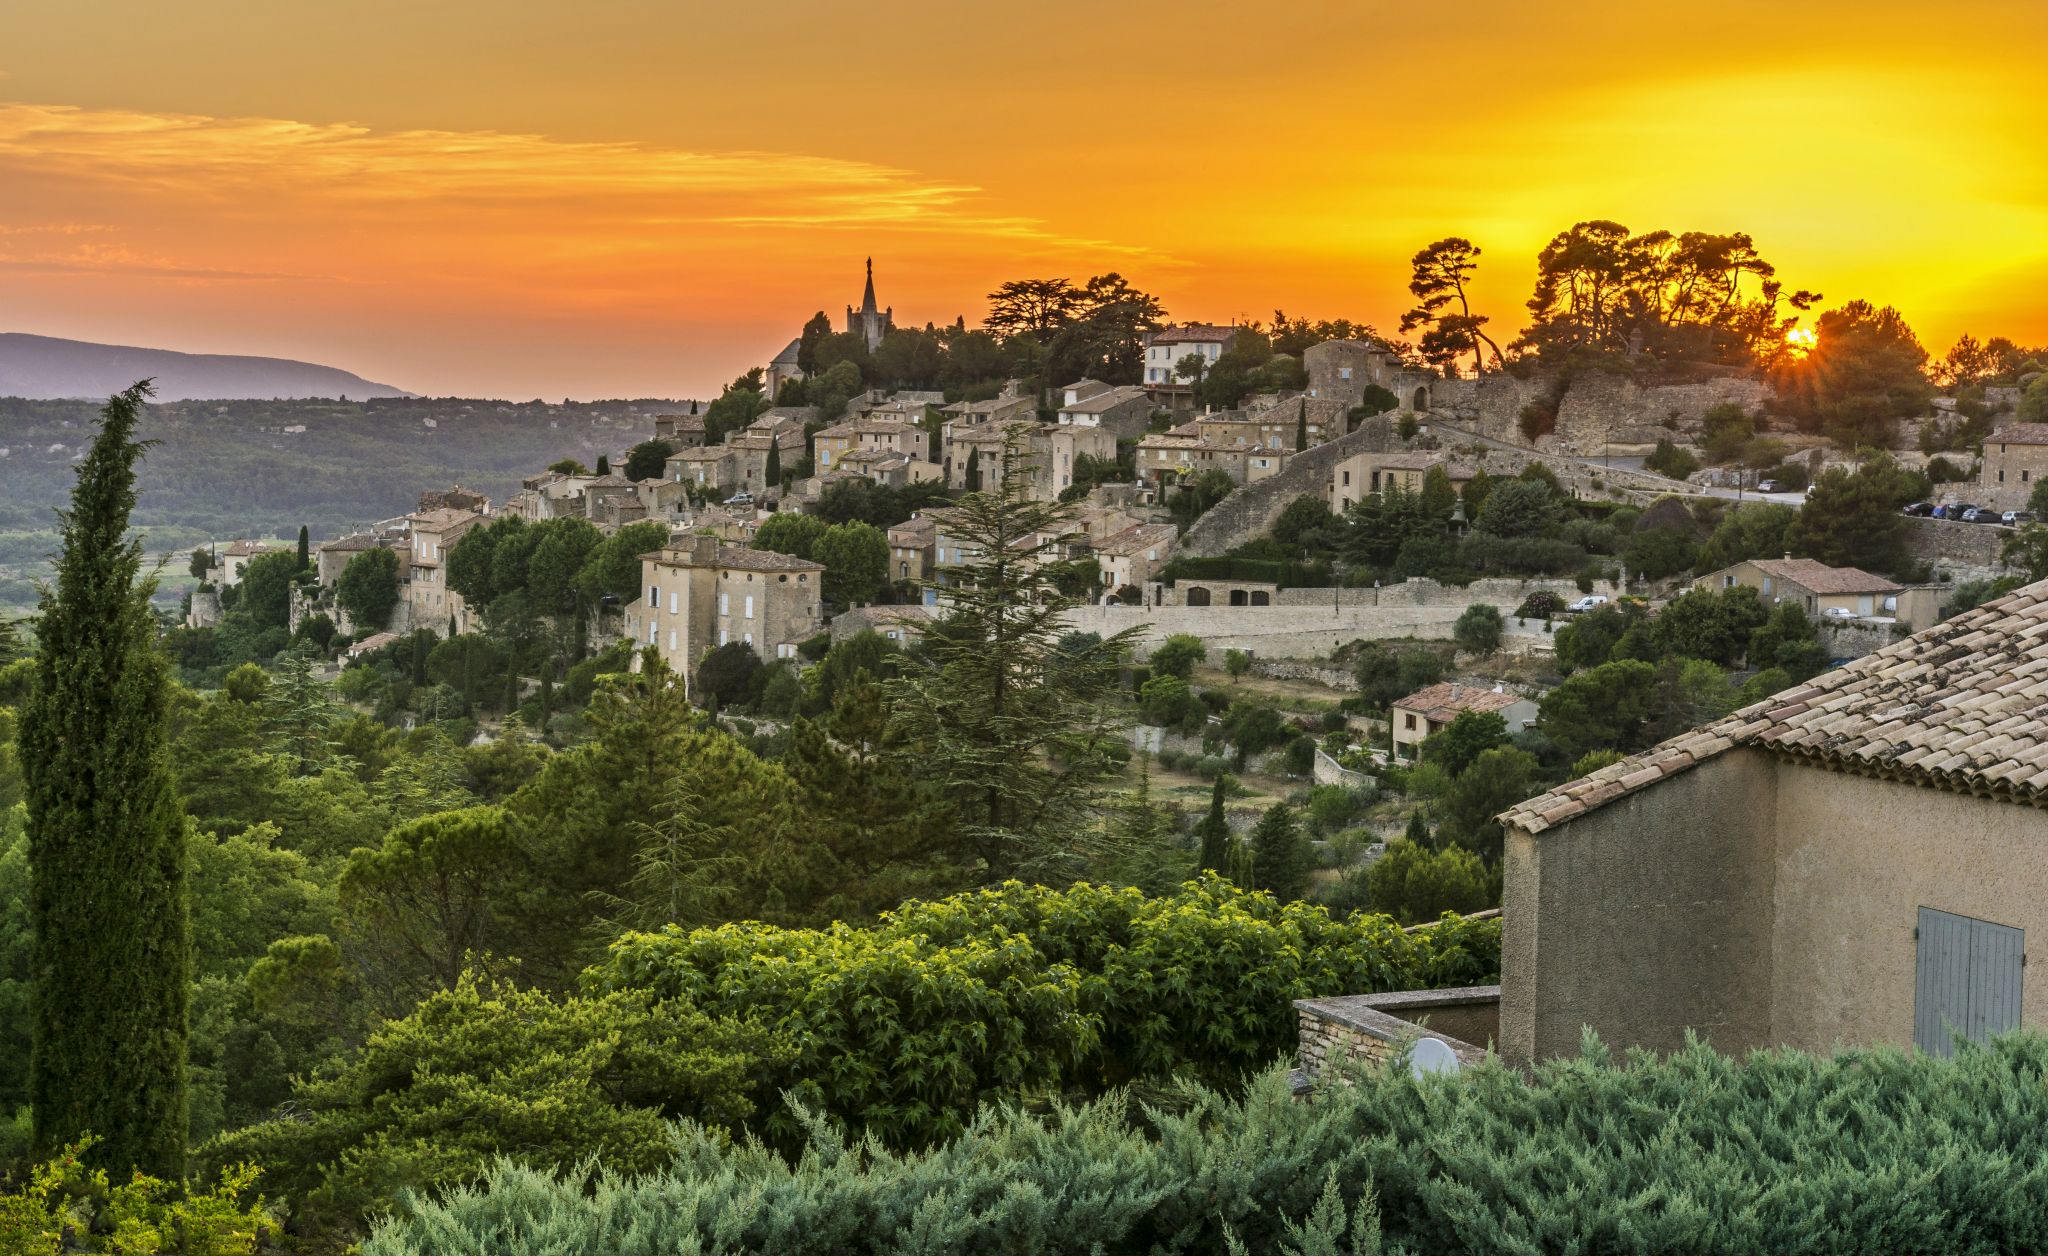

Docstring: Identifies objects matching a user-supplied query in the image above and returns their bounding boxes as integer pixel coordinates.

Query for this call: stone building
[888,515,937,584]
[1141,324,1237,401]
[1093,522,1179,597]
[1498,580,2048,1066]
[627,536,825,681]
[1693,556,1940,631]
[418,485,491,514]
[654,410,708,450]
[845,258,894,353]
[1328,451,1472,512]
[316,529,405,587]
[726,413,810,490]
[1055,382,1153,440]
[1977,423,2048,511]
[1133,433,1248,486]
[665,446,738,493]
[216,538,283,587]
[1303,339,1424,411]
[764,339,805,401]
[405,506,487,635]
[1390,681,1538,761]
[814,416,927,473]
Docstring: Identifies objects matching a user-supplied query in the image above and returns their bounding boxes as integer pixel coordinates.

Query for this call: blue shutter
[1915,906,2024,1056]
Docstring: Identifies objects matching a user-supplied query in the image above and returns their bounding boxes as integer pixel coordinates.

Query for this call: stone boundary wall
[1294,985,1499,1086]
[1816,619,1908,661]
[1901,516,2011,582]
[1067,599,1564,661]
[1313,748,1375,791]
[1250,659,1355,689]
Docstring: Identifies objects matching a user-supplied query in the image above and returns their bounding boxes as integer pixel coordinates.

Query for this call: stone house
[405,506,487,635]
[1055,383,1153,441]
[1195,396,1343,453]
[830,603,934,646]
[945,419,1039,492]
[764,338,805,401]
[1141,323,1238,396]
[665,446,738,493]
[938,394,1037,429]
[580,473,641,521]
[1497,581,2048,1065]
[1328,451,1470,512]
[726,413,809,489]
[836,448,942,489]
[1245,448,1294,483]
[1389,681,1539,762]
[1303,339,1420,409]
[216,539,283,587]
[1044,423,1118,498]
[1133,434,1248,486]
[814,416,928,473]
[1094,522,1179,596]
[1977,423,2048,511]
[654,411,708,449]
[888,515,937,584]
[1693,556,1939,630]
[418,485,491,514]
[627,536,825,682]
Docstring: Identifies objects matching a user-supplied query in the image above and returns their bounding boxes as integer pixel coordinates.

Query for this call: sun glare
[1784,326,1818,360]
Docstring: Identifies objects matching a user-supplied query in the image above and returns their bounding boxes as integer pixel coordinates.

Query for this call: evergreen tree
[295,524,310,572]
[1195,774,1231,871]
[1295,398,1308,451]
[1223,834,1255,886]
[888,428,1136,882]
[964,450,982,492]
[595,454,611,476]
[764,440,782,488]
[1248,802,1313,901]
[264,647,338,776]
[21,381,189,1176]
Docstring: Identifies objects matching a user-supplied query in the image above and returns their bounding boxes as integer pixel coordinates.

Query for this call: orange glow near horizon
[0,1,2044,399]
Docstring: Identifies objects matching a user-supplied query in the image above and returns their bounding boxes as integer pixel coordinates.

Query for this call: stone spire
[861,257,877,313]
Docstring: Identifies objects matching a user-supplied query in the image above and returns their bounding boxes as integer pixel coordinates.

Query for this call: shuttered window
[1915,906,2023,1057]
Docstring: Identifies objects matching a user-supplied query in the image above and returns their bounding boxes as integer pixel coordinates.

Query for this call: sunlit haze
[3,0,2044,398]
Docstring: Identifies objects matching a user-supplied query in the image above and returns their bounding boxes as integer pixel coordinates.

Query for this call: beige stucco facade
[1502,749,2048,1065]
[1978,428,2048,511]
[625,536,825,684]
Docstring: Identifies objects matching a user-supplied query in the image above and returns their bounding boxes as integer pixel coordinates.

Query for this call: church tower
[844,257,895,352]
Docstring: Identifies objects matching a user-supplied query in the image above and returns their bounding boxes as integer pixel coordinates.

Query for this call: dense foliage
[367,1033,2048,1256]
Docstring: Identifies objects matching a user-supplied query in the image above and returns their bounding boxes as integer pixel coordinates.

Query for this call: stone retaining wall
[1179,415,1402,557]
[1294,985,1499,1085]
[1901,516,2012,582]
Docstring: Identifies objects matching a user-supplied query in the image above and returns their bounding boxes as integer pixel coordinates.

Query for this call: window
[667,629,676,651]
[744,595,755,619]
[648,585,659,608]
[1404,713,1416,730]
[778,643,795,658]
[1339,366,1353,380]
[668,591,678,614]
[648,623,657,644]
[720,592,729,615]
[719,628,728,645]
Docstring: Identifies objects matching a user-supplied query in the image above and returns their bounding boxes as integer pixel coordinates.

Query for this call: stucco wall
[1767,762,2048,1053]
[1501,749,1780,1065]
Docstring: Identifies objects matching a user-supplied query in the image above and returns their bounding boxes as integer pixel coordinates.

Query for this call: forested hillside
[0,395,683,610]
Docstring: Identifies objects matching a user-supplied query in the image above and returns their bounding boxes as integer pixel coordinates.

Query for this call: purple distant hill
[0,333,412,402]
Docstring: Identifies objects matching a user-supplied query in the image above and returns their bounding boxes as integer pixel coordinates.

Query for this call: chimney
[1449,684,1461,701]
[1784,552,1793,561]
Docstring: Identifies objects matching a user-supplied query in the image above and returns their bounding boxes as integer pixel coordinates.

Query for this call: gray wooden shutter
[1915,907,2024,1057]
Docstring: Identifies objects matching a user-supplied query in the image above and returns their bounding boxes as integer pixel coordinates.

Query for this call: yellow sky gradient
[2,1,2044,398]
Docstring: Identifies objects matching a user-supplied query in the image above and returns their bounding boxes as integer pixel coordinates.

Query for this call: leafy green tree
[887,431,1136,882]
[1538,660,1661,761]
[335,546,400,632]
[1785,454,1925,575]
[1553,601,1643,673]
[573,519,669,604]
[189,547,213,581]
[1367,838,1501,924]
[1652,586,1769,666]
[1453,603,1503,655]
[815,521,889,605]
[20,382,188,1176]
[764,439,782,487]
[1747,601,1827,681]
[1400,237,1503,374]
[1136,674,1201,729]
[1353,643,1443,711]
[1149,633,1206,680]
[1474,479,1555,538]
[623,439,676,482]
[1698,502,1796,572]
[1773,300,1932,446]
[236,549,300,630]
[1195,774,1231,872]
[1419,465,1457,518]
[1247,803,1314,902]
[594,454,611,475]
[694,642,762,709]
[1422,710,1508,777]
[753,512,828,561]
[1644,439,1699,479]
[1224,649,1251,680]
[547,458,590,475]
[1436,745,1539,859]
[264,647,340,774]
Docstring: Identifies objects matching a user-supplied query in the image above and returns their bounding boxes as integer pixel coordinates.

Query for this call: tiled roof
[221,539,278,557]
[1394,682,1528,723]
[1503,579,2048,834]
[1989,424,2048,446]
[1095,523,1179,557]
[1375,452,1448,471]
[1147,323,1237,345]
[889,517,937,545]
[1061,385,1147,413]
[669,446,734,462]
[657,412,707,431]
[710,544,825,573]
[320,532,379,552]
[583,473,637,488]
[1748,557,1900,595]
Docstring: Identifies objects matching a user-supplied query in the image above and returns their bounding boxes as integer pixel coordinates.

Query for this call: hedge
[364,1032,2048,1256]
[587,876,1499,1147]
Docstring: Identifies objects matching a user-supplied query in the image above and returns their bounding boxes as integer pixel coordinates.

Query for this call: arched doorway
[1412,385,1429,412]
[1185,586,1211,607]
[1250,590,1270,606]
[1229,589,1249,607]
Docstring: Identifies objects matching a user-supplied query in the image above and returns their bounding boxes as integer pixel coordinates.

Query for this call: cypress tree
[21,380,188,1176]
[596,454,611,476]
[764,440,782,488]
[1248,802,1313,901]
[964,450,982,492]
[1295,399,1308,451]
[1196,774,1231,871]
[295,524,310,571]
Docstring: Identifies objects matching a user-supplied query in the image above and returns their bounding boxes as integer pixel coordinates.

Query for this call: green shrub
[367,1034,2048,1256]
[0,1138,275,1254]
[1365,839,1501,924]
[588,878,1500,1146]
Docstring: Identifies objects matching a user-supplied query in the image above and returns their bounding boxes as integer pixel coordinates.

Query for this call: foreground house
[1390,682,1538,761]
[1694,555,1939,629]
[1498,580,2048,1065]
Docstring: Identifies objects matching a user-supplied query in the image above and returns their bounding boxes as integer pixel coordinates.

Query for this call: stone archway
[1250,590,1270,606]
[1230,589,1249,607]
[1185,586,1212,607]
[1412,385,1429,412]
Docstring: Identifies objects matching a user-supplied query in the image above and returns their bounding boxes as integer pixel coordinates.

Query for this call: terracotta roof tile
[1503,577,2048,833]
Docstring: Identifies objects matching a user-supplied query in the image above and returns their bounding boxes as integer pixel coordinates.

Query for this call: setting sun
[1784,326,1819,359]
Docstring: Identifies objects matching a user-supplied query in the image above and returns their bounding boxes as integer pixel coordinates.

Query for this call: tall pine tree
[22,380,189,1176]
[295,523,310,572]
[764,440,782,488]
[1195,774,1231,872]
[1294,399,1308,451]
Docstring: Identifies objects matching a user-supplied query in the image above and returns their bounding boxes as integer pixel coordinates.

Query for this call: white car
[1564,595,1610,614]
[1821,606,1858,619]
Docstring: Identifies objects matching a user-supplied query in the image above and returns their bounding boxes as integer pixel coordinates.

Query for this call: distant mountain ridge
[0,333,412,402]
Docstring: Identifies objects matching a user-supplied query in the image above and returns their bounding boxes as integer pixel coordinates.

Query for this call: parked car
[723,491,755,506]
[1963,507,2001,523]
[2004,511,2035,526]
[1757,479,1782,493]
[1901,502,1934,517]
[1564,595,1610,614]
[1938,502,1977,520]
[1821,606,1858,619]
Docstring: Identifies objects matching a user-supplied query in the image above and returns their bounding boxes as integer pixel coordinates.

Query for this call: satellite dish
[1408,1036,1462,1080]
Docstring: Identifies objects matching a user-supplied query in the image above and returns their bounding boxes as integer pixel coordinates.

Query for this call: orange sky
[2,1,2044,399]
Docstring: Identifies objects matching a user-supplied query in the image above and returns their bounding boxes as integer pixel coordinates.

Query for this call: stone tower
[844,257,895,352]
